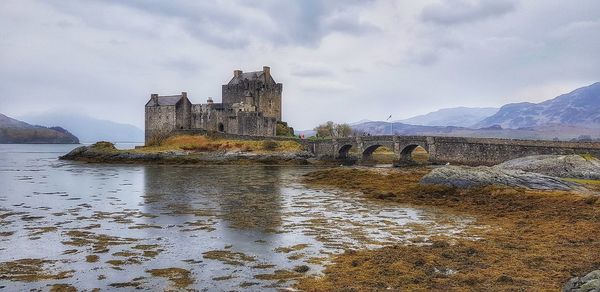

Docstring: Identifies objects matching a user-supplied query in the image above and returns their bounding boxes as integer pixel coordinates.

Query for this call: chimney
[234,70,242,78]
[181,92,187,99]
[151,93,158,105]
[263,66,271,81]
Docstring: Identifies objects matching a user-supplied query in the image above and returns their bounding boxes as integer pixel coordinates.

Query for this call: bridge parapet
[306,135,600,166]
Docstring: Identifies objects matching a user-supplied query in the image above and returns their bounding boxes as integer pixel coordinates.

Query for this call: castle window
[268,100,273,108]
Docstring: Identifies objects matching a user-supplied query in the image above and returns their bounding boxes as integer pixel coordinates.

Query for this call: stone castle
[145,66,282,144]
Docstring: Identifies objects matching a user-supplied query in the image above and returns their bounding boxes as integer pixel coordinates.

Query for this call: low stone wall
[429,136,600,166]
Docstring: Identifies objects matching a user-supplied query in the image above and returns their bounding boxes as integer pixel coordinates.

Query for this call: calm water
[0,144,474,291]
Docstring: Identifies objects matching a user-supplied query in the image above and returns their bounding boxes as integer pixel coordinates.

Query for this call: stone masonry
[145,66,282,145]
[307,135,600,166]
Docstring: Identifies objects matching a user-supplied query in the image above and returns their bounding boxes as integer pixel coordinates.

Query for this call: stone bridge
[306,135,600,166]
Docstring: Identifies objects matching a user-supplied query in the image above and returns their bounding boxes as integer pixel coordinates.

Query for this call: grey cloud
[89,0,378,48]
[421,0,516,25]
[161,58,203,74]
[291,67,334,77]
[1,0,599,131]
[324,14,381,36]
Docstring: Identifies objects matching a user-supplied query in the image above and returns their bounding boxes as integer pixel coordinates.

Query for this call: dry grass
[136,135,304,153]
[297,167,600,291]
[202,250,256,266]
[0,259,74,282]
[565,178,600,185]
[579,153,597,161]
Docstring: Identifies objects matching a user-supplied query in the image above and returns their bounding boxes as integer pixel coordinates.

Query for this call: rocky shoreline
[59,143,317,165]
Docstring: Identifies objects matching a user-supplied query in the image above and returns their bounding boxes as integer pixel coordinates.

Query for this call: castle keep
[145,66,282,144]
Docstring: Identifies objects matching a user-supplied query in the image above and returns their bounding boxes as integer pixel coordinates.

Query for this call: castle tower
[222,66,282,121]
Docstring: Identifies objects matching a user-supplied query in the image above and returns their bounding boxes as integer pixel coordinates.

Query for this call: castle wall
[191,105,231,133]
[175,98,192,130]
[222,84,247,105]
[232,112,276,136]
[190,105,276,137]
[145,105,176,144]
[257,83,282,121]
[222,81,282,121]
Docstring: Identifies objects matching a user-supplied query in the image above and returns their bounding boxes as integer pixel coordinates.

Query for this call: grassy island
[60,135,314,165]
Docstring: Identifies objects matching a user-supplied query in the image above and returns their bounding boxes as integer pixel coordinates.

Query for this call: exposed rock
[497,155,600,180]
[420,165,582,191]
[564,270,600,292]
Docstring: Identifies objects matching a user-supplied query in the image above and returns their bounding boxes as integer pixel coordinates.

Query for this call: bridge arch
[337,144,354,159]
[362,144,382,159]
[361,141,396,164]
[399,143,429,163]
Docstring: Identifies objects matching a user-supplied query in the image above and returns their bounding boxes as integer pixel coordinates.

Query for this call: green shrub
[276,121,294,137]
[91,141,116,150]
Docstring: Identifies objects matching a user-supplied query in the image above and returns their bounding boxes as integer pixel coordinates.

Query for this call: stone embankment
[60,144,316,165]
[421,154,600,191]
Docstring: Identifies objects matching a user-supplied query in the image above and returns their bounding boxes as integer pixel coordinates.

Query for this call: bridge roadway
[305,135,600,166]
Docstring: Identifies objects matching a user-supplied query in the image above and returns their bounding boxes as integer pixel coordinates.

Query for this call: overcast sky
[1,0,599,130]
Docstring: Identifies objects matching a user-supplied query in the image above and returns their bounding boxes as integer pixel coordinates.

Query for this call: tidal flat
[0,144,476,291]
[298,167,600,290]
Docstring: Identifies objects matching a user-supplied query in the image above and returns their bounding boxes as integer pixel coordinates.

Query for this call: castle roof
[145,94,185,107]
[228,71,275,85]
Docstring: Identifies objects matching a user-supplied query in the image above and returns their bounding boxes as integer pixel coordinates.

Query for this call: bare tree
[335,123,352,138]
[314,121,353,138]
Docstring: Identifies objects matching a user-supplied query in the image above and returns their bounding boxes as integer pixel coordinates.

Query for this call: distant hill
[349,121,599,140]
[0,113,79,144]
[474,82,600,129]
[20,112,144,143]
[346,82,600,140]
[398,107,498,127]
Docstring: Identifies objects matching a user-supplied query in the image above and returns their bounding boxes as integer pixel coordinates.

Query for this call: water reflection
[142,165,284,231]
[0,145,478,291]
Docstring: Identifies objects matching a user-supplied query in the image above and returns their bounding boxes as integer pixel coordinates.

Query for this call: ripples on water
[0,144,474,290]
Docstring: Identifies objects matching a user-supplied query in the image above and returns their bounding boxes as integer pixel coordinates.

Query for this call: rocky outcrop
[563,270,600,292]
[497,155,600,180]
[420,165,582,191]
[59,143,316,165]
